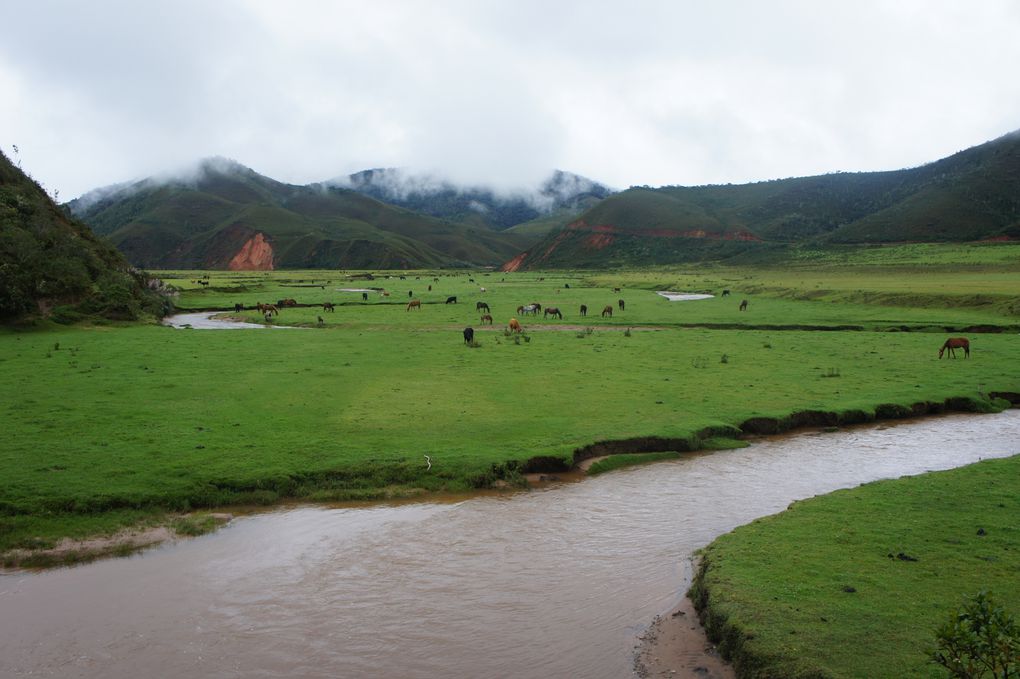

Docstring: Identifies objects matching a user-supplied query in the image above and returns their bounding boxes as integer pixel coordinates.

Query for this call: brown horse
[508,318,523,333]
[739,299,748,311]
[407,299,422,311]
[322,302,335,312]
[544,307,562,319]
[257,302,278,316]
[601,305,613,317]
[278,298,297,307]
[480,314,493,324]
[939,337,970,359]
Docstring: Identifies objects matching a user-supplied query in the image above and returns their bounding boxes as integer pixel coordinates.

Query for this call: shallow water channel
[2,411,1018,678]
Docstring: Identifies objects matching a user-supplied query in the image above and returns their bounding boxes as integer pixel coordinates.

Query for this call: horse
[257,302,278,316]
[480,314,493,324]
[362,292,369,301]
[939,337,970,359]
[446,296,458,304]
[508,318,522,333]
[322,302,335,312]
[618,299,625,311]
[463,327,475,345]
[739,300,748,311]
[601,305,613,317]
[544,307,562,319]
[408,290,413,298]
[579,304,587,317]
[234,303,244,312]
[521,304,539,316]
[613,287,621,293]
[407,299,422,311]
[476,301,490,312]
[278,298,297,307]
[722,289,731,297]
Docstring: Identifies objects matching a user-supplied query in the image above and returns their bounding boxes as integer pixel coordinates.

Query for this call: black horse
[463,327,475,345]
[446,296,458,304]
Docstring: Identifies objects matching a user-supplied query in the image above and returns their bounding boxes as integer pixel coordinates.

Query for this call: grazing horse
[722,289,731,297]
[278,298,297,307]
[508,318,523,333]
[446,296,458,304]
[544,307,562,319]
[580,304,587,317]
[234,303,244,312]
[257,302,278,316]
[521,304,539,316]
[322,302,335,312]
[602,305,613,317]
[739,299,748,311]
[476,301,490,312]
[407,299,422,311]
[939,337,970,359]
[463,327,475,345]
[618,299,625,311]
[480,313,493,324]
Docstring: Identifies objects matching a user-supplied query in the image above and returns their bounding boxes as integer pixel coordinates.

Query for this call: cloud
[1,1,1019,199]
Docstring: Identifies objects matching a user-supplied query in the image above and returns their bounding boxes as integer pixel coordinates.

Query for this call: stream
[1,411,1017,678]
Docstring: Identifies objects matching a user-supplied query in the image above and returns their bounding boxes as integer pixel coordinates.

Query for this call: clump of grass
[466,339,481,348]
[824,367,841,378]
[170,513,223,537]
[691,357,709,369]
[720,354,729,364]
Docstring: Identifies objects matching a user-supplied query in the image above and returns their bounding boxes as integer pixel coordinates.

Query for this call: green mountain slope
[69,159,530,270]
[0,150,167,322]
[506,130,1020,269]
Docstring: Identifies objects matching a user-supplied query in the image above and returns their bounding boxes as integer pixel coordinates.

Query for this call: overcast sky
[2,0,1019,199]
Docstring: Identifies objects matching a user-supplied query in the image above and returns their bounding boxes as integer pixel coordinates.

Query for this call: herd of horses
[234,287,973,359]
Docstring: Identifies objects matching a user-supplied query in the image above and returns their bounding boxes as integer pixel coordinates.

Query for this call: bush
[930,591,1020,678]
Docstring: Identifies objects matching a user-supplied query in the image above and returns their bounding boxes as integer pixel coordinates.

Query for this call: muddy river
[1,412,1017,678]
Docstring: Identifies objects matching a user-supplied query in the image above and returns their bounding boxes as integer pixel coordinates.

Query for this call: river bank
[3,410,1016,678]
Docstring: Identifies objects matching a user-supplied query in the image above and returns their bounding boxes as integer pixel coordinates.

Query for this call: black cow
[463,327,474,345]
[580,304,587,316]
[446,296,458,304]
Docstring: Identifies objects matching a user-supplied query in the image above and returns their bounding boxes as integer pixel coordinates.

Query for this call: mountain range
[65,130,1020,271]
[68,163,609,270]
[506,130,1020,269]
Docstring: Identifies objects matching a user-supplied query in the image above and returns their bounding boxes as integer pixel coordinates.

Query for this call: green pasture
[3,251,1020,558]
[691,455,1020,678]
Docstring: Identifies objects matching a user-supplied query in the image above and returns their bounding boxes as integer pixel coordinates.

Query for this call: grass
[690,455,1020,678]
[2,256,1019,554]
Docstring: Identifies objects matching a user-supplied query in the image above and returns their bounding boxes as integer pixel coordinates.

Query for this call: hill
[341,168,613,232]
[68,159,534,270]
[505,130,1020,269]
[0,150,168,323]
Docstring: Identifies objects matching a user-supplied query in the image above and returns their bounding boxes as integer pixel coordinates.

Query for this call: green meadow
[2,243,1019,563]
[691,455,1020,678]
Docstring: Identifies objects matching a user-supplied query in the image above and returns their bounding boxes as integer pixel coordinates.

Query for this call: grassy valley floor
[690,455,1020,678]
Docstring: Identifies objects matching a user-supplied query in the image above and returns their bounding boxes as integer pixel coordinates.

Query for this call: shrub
[930,591,1019,678]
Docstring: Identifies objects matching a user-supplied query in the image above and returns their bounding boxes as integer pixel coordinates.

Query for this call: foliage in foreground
[932,591,1020,679]
[691,456,1020,678]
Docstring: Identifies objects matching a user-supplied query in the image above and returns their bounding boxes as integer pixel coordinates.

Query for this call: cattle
[722,289,731,297]
[544,307,562,319]
[739,299,748,311]
[480,314,493,324]
[234,303,244,312]
[508,318,523,333]
[428,285,432,291]
[618,299,625,311]
[463,327,475,345]
[613,287,621,293]
[564,283,570,289]
[476,301,490,312]
[407,299,422,311]
[322,302,335,312]
[362,292,369,301]
[602,305,613,317]
[446,296,458,304]
[580,304,587,316]
[409,290,413,298]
